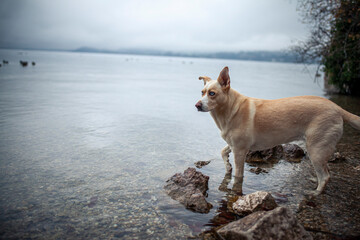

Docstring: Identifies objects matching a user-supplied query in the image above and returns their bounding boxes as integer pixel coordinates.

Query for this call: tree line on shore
[292,0,360,95]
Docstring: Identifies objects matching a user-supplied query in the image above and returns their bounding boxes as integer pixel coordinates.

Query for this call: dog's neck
[210,88,248,132]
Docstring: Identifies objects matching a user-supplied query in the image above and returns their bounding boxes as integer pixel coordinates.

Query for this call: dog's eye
[209,91,216,96]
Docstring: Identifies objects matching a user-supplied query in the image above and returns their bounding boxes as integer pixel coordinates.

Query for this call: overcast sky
[0,0,309,52]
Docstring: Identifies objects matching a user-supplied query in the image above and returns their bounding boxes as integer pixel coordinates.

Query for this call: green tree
[293,0,360,95]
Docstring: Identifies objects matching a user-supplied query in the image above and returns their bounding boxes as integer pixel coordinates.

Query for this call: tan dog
[195,66,360,195]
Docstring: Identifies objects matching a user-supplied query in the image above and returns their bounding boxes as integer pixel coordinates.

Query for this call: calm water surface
[0,49,331,239]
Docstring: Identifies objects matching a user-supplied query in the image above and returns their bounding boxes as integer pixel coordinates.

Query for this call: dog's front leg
[233,148,247,178]
[221,145,232,173]
[232,148,247,195]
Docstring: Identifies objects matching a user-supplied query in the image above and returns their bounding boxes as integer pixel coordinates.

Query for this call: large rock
[164,167,212,213]
[283,144,305,162]
[246,145,283,163]
[246,144,305,163]
[218,207,313,240]
[232,191,278,216]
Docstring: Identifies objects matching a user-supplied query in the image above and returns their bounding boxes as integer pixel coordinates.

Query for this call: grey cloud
[0,0,308,52]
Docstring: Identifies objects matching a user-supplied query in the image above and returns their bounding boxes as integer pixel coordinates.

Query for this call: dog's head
[195,66,230,112]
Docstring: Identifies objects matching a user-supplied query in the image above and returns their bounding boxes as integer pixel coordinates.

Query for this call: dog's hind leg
[306,119,343,195]
[306,147,332,195]
[221,145,232,173]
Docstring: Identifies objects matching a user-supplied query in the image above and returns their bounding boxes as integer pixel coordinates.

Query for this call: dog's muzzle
[195,101,203,111]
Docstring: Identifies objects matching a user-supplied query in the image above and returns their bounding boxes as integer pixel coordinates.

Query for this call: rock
[164,167,212,213]
[87,196,98,208]
[194,160,211,168]
[249,167,268,174]
[271,192,289,203]
[217,207,313,240]
[283,144,305,162]
[329,152,346,162]
[246,145,283,163]
[232,191,278,216]
[246,144,305,163]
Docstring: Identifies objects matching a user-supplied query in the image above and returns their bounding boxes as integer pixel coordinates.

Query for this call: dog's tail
[341,108,360,130]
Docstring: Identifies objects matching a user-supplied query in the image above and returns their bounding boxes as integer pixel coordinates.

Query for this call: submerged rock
[232,191,278,216]
[249,167,268,174]
[218,207,312,240]
[164,167,212,213]
[194,160,211,169]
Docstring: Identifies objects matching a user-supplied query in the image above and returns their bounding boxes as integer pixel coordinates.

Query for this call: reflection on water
[0,49,358,239]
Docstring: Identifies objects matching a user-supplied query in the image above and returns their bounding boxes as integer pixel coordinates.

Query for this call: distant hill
[73,47,299,63]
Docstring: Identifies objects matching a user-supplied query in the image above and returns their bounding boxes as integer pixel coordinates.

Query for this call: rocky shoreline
[295,151,360,239]
[165,142,360,240]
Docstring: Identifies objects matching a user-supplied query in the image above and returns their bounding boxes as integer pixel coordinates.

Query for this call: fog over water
[0,0,308,52]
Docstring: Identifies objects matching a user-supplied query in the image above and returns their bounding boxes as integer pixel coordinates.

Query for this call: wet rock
[232,191,278,216]
[217,207,312,240]
[296,156,360,239]
[194,160,211,169]
[329,152,347,162]
[246,144,306,163]
[246,145,283,163]
[272,192,289,203]
[87,196,98,208]
[249,167,268,174]
[164,167,212,213]
[283,143,305,162]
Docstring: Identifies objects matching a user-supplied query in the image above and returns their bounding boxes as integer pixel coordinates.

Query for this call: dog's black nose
[195,101,202,111]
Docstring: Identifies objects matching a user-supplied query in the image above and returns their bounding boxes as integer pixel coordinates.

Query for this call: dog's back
[250,96,346,150]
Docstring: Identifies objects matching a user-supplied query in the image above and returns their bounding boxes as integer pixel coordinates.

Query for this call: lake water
[0,49,326,239]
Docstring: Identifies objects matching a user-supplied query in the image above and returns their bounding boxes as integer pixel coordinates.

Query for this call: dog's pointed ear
[217,66,230,92]
[199,76,212,85]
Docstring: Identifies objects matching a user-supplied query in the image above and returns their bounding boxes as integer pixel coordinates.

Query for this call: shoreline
[199,148,360,240]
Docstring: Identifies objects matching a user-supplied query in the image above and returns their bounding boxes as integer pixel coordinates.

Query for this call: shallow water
[1,49,353,239]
